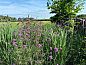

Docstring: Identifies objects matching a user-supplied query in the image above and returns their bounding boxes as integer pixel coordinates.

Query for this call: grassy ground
[0,21,85,65]
[0,21,51,27]
[0,21,68,65]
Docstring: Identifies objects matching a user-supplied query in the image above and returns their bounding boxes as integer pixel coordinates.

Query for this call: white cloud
[0,0,51,18]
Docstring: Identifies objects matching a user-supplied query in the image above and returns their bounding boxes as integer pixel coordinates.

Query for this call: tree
[47,0,85,25]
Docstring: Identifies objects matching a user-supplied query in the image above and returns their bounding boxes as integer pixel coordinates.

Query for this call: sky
[0,0,86,19]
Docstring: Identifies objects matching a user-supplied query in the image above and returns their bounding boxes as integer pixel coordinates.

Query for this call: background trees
[77,14,86,18]
[0,15,17,22]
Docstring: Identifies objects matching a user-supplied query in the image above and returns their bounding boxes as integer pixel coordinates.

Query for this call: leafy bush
[65,20,86,65]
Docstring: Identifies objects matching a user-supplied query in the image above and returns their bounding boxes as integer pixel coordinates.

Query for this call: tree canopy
[47,0,85,24]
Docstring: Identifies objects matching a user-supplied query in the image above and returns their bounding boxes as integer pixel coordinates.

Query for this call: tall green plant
[42,24,68,65]
[65,20,86,65]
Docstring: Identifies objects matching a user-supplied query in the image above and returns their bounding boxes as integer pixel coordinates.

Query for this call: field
[0,21,85,65]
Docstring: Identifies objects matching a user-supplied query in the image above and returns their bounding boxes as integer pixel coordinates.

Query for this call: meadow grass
[0,21,85,65]
[0,21,68,65]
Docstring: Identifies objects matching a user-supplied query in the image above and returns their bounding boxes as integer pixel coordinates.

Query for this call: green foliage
[64,17,86,65]
[42,24,68,65]
[64,20,75,33]
[0,15,17,22]
[65,24,86,65]
[47,0,85,23]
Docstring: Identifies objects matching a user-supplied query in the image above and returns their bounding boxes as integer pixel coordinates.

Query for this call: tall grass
[65,20,86,65]
[0,21,85,65]
[0,22,68,65]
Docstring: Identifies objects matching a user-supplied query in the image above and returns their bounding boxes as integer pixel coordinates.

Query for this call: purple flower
[12,42,16,45]
[12,39,16,42]
[56,64,58,65]
[26,33,29,36]
[36,44,42,48]
[54,47,58,53]
[25,29,30,33]
[49,55,53,60]
[12,63,15,65]
[26,33,30,37]
[22,45,27,48]
[18,33,22,37]
[50,47,52,51]
[12,42,17,47]
[12,39,17,47]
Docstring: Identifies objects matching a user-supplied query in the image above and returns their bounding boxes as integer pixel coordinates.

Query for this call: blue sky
[0,0,86,19]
